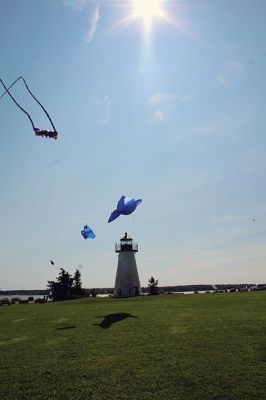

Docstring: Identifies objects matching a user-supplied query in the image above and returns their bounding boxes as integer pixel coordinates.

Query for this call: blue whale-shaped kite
[81,225,96,239]
[108,195,142,223]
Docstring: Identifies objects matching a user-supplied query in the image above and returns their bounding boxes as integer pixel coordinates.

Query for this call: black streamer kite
[0,76,58,139]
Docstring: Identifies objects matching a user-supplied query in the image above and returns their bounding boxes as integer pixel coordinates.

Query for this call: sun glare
[132,0,165,30]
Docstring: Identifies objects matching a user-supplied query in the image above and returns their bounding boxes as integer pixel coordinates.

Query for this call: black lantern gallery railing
[115,242,138,252]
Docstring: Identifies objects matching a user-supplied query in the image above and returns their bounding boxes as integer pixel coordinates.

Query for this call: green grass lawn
[0,292,266,400]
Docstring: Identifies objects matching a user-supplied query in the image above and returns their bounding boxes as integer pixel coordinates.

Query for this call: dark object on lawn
[94,313,138,329]
[0,298,11,306]
[55,326,76,330]
[11,297,20,304]
[34,297,47,303]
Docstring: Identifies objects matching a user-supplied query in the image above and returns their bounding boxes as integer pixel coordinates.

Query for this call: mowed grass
[0,292,266,400]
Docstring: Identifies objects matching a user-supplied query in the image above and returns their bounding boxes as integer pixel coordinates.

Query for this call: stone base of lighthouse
[113,251,142,298]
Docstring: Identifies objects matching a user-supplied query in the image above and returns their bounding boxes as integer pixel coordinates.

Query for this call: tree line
[47,268,96,301]
[47,269,159,301]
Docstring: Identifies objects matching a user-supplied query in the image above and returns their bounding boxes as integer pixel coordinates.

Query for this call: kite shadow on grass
[55,325,76,330]
[93,313,138,329]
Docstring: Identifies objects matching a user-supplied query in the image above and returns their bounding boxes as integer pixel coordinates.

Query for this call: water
[0,295,47,301]
[0,291,216,302]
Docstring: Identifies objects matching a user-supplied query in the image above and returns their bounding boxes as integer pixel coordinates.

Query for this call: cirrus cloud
[147,92,191,106]
[152,110,166,124]
[147,91,191,124]
[87,5,100,43]
[97,94,111,125]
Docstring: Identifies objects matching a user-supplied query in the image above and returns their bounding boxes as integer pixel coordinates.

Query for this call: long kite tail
[0,78,36,131]
[0,76,58,135]
[0,76,21,100]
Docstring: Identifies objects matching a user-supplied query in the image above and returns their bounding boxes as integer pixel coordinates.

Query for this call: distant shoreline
[0,290,49,296]
[1,283,265,296]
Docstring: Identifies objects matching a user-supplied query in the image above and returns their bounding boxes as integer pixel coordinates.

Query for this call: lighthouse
[113,233,142,298]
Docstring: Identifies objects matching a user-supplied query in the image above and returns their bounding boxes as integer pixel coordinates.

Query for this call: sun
[105,0,181,38]
[132,0,165,30]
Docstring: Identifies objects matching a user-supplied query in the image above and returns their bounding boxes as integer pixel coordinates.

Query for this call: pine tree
[73,269,83,296]
[148,276,159,295]
[47,268,74,301]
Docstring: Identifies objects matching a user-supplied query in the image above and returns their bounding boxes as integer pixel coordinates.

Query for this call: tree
[148,276,159,295]
[73,268,84,296]
[47,268,74,301]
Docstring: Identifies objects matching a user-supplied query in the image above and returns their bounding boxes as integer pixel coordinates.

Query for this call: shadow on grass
[94,313,138,329]
[55,326,76,330]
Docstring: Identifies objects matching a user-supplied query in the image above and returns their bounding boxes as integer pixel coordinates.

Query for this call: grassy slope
[0,292,265,400]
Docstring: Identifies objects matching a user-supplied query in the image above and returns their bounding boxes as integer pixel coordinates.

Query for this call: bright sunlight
[132,0,165,30]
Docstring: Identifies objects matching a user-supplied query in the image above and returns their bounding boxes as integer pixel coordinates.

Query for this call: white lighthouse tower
[113,233,142,298]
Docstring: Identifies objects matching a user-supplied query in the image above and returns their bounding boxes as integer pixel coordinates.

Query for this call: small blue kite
[81,225,96,239]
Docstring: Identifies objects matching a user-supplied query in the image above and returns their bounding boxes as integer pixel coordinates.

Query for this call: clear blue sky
[0,0,266,289]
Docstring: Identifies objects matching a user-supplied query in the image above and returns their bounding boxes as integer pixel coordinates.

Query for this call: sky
[0,0,266,290]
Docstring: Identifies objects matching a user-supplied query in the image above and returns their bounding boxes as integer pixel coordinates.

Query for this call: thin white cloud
[99,94,111,125]
[170,107,254,143]
[157,236,266,285]
[63,0,87,11]
[147,92,191,124]
[87,5,100,43]
[219,61,244,88]
[152,110,165,124]
[196,109,253,138]
[147,92,191,106]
